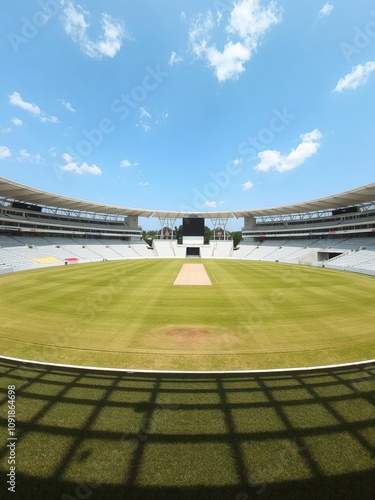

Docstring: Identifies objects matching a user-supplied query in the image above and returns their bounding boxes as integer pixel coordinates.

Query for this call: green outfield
[0,259,374,370]
[0,359,374,499]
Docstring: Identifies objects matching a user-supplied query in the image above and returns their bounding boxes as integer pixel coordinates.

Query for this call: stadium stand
[152,240,174,258]
[211,240,233,258]
[0,176,374,274]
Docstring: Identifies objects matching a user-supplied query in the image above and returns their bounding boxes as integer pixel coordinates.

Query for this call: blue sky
[1,0,374,230]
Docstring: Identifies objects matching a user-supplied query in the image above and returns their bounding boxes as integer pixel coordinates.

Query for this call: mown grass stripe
[0,260,374,370]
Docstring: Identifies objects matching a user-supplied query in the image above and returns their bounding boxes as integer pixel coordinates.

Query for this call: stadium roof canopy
[0,176,374,219]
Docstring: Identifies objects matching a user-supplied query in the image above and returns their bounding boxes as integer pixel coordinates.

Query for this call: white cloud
[62,2,129,59]
[137,106,168,132]
[18,149,30,160]
[1,128,11,134]
[138,107,151,131]
[255,129,322,173]
[168,51,183,66]
[319,3,334,17]
[136,122,151,132]
[9,91,40,115]
[228,0,281,42]
[333,61,375,93]
[242,180,254,191]
[40,115,58,124]
[11,117,23,126]
[60,99,76,112]
[120,159,138,168]
[216,11,223,27]
[189,11,215,58]
[17,149,42,162]
[9,91,58,123]
[97,13,128,57]
[231,157,244,174]
[139,107,151,119]
[60,152,102,175]
[0,145,11,159]
[180,12,186,22]
[135,104,169,133]
[189,0,282,81]
[205,200,217,208]
[138,181,149,187]
[206,41,250,81]
[120,159,131,168]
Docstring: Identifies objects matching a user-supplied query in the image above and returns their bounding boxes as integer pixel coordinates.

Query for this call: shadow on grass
[0,359,374,500]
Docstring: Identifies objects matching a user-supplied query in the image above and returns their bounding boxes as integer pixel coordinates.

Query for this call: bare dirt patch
[166,325,212,347]
[142,324,244,351]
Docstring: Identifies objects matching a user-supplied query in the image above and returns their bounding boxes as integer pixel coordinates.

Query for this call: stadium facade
[0,176,375,270]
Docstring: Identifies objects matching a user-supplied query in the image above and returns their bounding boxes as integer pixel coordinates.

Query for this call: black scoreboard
[182,217,204,237]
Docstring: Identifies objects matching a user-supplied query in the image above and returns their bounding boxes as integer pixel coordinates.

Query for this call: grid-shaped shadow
[1,359,374,500]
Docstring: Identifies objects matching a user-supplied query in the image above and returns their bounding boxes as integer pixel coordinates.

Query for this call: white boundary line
[1,354,374,375]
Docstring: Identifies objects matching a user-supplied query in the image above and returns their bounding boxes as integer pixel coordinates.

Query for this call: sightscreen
[183,218,204,237]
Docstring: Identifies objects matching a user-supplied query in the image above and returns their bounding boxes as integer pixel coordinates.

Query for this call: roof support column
[158,216,178,239]
[209,216,230,240]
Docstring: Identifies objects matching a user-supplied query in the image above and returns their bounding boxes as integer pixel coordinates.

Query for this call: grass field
[0,259,374,370]
[0,359,374,499]
[0,261,374,499]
